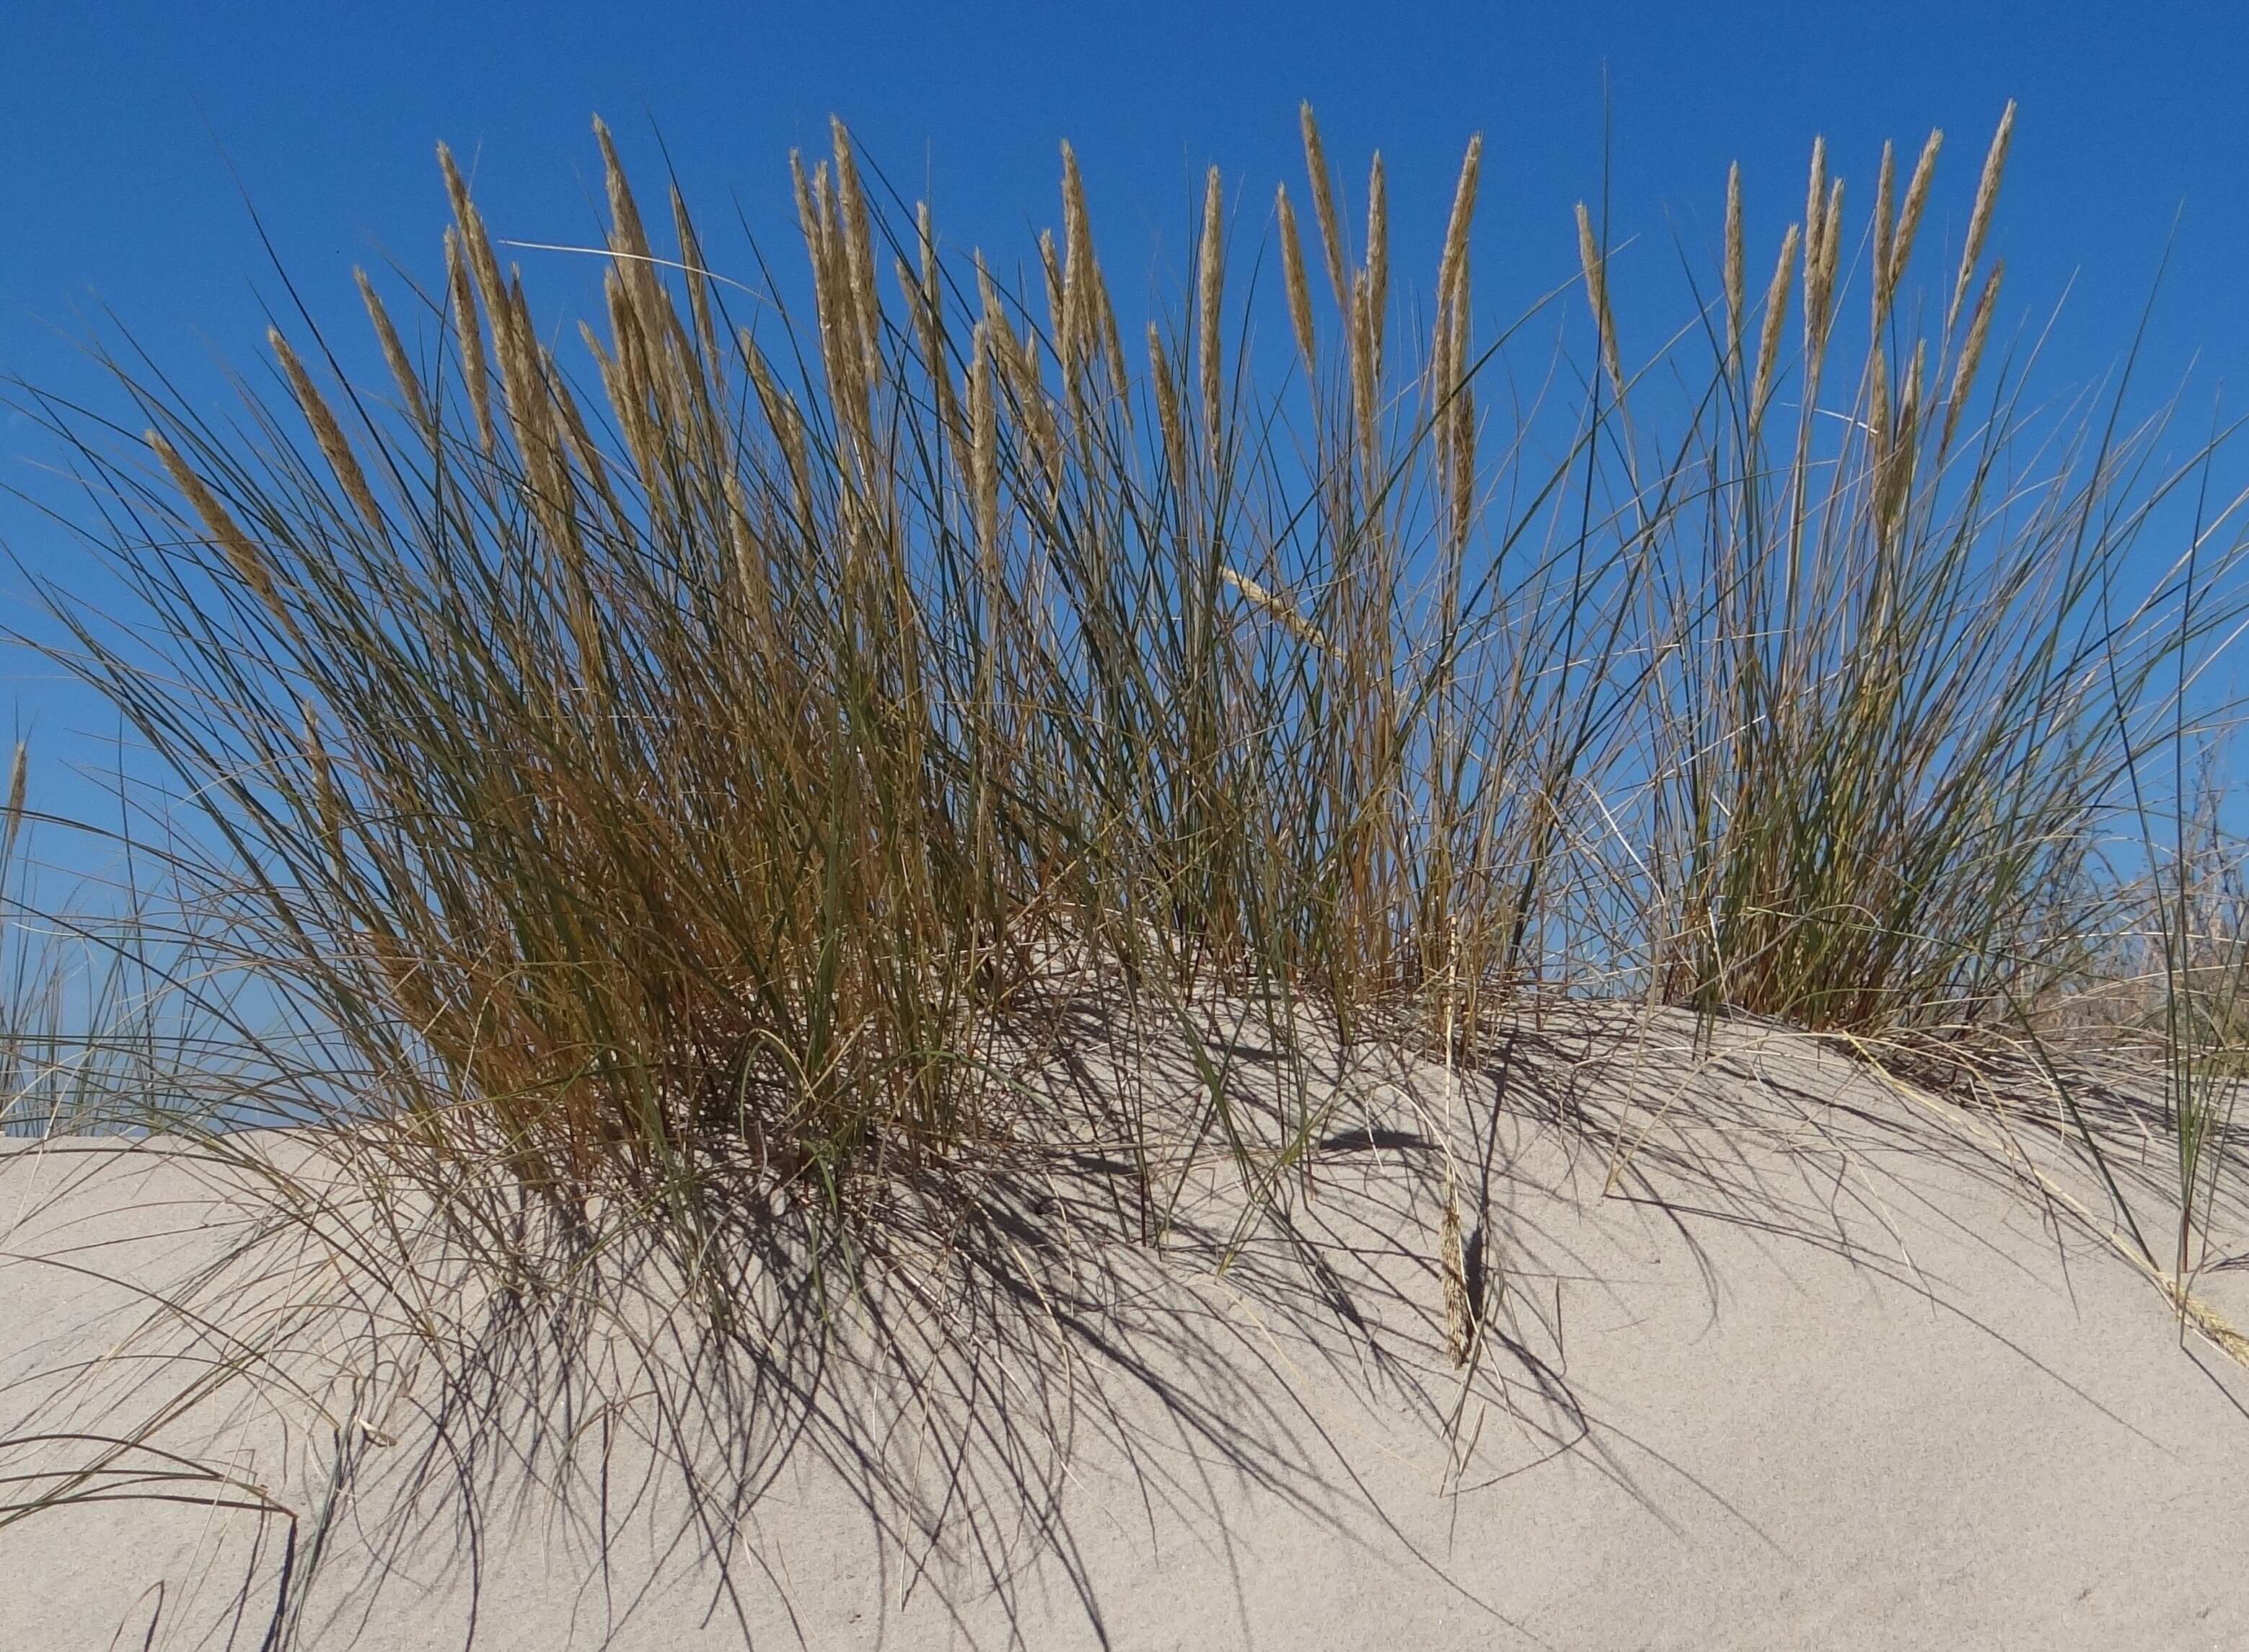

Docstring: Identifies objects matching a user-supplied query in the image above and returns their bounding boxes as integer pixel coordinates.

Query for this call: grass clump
[8,102,2249,1635]
[25,98,2249,1267]
[1619,113,2248,1038]
[38,111,1642,1235]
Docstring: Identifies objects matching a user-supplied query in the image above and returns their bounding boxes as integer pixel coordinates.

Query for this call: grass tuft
[7,107,2249,1632]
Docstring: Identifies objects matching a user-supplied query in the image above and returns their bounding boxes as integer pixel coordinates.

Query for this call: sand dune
[3,1010,2244,1651]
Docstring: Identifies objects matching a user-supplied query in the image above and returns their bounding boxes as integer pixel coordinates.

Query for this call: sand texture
[2,1009,2245,1650]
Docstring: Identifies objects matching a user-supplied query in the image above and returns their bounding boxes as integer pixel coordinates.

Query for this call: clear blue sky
[5,0,2248,812]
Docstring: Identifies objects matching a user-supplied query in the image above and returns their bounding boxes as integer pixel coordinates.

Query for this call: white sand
[2,1010,2245,1650]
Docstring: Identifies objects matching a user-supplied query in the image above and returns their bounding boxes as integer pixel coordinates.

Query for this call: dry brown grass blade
[1440,1181,1471,1367]
[2166,1278,2249,1367]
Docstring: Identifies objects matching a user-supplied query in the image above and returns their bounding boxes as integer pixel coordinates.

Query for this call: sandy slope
[1,1010,2245,1651]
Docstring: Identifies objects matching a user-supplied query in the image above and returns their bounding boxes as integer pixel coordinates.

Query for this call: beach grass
[5,102,2249,1635]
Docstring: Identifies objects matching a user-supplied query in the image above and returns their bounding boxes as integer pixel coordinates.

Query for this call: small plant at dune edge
[2126,737,2249,1282]
[13,101,2247,1285]
[0,747,178,1138]
[0,742,41,1131]
[1638,110,2248,1040]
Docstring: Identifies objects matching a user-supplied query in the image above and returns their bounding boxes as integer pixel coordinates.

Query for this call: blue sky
[6,0,2249,817]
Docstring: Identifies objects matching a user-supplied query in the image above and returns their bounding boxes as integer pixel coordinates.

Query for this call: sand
[2,1008,2245,1651]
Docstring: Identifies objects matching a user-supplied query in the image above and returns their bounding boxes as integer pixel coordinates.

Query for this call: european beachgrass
[6,102,2249,1640]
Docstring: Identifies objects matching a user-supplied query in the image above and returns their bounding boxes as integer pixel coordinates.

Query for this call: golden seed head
[829,119,885,390]
[1867,342,1891,470]
[672,185,721,370]
[1724,163,1746,369]
[1441,1189,1471,1366]
[1039,228,1067,364]
[1575,203,1625,402]
[269,327,384,533]
[1060,141,1096,374]
[1880,338,1927,534]
[1150,320,1186,485]
[790,149,819,248]
[1890,128,1943,298]
[969,319,998,555]
[1349,272,1379,466]
[1,742,28,870]
[1223,565,1337,656]
[1094,268,1130,408]
[1820,177,1845,300]
[444,227,496,455]
[149,429,292,633]
[1198,167,1225,444]
[437,141,507,330]
[595,118,653,266]
[1945,258,2004,451]
[1950,101,2015,332]
[1436,134,1484,324]
[1277,185,1317,372]
[1364,153,1389,376]
[1299,102,1351,310]
[1872,141,1896,325]
[1751,222,1801,435]
[355,268,428,431]
[1804,135,1828,264]
[1805,178,1844,366]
